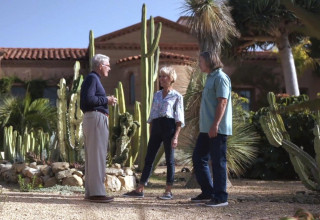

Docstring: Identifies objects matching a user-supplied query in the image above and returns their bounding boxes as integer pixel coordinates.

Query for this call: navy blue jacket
[80,72,109,115]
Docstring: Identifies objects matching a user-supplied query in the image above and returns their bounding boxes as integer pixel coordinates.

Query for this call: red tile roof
[116,51,195,65]
[0,48,88,60]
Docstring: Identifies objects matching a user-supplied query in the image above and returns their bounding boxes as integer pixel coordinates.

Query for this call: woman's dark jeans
[192,133,228,202]
[140,117,176,186]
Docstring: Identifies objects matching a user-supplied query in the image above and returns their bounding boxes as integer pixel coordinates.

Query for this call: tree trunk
[276,33,300,96]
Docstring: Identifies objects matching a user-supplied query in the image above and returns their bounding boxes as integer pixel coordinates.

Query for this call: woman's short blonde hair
[159,66,177,84]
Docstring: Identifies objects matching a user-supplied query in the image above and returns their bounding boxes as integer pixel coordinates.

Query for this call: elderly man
[80,54,117,203]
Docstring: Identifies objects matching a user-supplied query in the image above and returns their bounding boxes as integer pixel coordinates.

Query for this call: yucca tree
[182,0,240,53]
[229,0,320,96]
[180,65,259,178]
[0,94,57,135]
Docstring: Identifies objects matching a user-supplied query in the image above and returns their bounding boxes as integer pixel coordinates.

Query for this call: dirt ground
[0,166,319,220]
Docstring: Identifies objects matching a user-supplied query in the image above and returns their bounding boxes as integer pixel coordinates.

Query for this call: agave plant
[180,64,259,177]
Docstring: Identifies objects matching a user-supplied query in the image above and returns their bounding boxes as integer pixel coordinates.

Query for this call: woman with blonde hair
[123,66,184,200]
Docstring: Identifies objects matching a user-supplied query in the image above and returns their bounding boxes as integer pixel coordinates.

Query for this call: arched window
[129,73,135,104]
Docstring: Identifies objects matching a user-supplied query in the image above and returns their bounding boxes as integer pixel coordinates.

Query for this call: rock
[55,169,74,180]
[105,167,124,176]
[62,175,83,187]
[72,170,83,178]
[22,167,41,178]
[105,174,121,191]
[40,165,53,176]
[44,177,58,188]
[118,175,136,190]
[29,162,38,169]
[0,163,12,174]
[51,162,69,174]
[124,168,133,176]
[41,175,51,183]
[12,163,27,173]
[32,176,43,187]
[3,169,18,183]
[113,163,121,169]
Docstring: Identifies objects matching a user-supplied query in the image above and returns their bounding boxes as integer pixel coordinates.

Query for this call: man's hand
[208,125,218,138]
[107,95,118,106]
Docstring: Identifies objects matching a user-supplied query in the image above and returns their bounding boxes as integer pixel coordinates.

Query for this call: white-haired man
[80,54,117,203]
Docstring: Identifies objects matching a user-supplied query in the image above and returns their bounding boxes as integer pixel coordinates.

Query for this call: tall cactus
[260,92,320,191]
[56,61,84,163]
[89,30,95,71]
[138,4,162,170]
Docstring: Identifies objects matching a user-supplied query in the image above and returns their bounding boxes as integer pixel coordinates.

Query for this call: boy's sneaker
[190,193,211,203]
[204,199,228,207]
[122,190,144,198]
[158,192,173,200]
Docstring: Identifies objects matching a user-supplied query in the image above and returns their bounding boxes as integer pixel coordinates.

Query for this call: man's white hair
[91,54,110,71]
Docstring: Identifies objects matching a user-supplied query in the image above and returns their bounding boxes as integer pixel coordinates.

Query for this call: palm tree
[229,0,320,96]
[182,0,240,53]
[0,94,57,135]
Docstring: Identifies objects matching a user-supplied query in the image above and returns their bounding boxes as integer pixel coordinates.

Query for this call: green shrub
[17,175,42,192]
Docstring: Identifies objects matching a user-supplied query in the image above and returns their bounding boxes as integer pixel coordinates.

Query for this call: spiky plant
[180,65,259,176]
[0,94,56,135]
[181,0,240,52]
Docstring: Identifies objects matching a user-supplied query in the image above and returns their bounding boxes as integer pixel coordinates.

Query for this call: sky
[0,0,185,48]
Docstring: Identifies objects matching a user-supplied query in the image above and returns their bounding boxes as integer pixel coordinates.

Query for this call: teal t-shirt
[199,68,232,135]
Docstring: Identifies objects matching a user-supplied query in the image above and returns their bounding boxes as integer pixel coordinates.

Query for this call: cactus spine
[56,61,84,163]
[139,4,162,170]
[260,92,320,191]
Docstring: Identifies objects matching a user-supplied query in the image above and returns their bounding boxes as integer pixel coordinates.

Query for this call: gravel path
[0,173,319,220]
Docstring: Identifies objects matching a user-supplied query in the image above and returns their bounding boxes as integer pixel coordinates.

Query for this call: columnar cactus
[3,126,15,161]
[89,30,95,71]
[260,92,320,191]
[2,126,50,162]
[56,61,84,163]
[138,4,162,170]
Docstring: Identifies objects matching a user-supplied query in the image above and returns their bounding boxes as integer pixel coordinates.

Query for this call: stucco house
[0,16,319,110]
